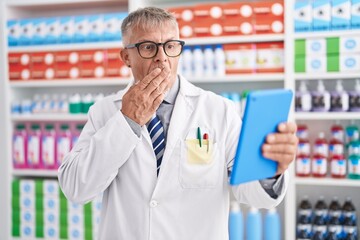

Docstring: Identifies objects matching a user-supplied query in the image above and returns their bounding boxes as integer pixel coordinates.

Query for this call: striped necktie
[147,115,166,176]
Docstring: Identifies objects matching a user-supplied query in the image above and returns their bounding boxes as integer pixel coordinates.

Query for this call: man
[58,7,298,240]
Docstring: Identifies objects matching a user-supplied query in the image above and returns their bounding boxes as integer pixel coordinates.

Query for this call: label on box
[306,38,327,55]
[103,13,126,41]
[294,0,313,32]
[332,0,351,29]
[7,20,20,46]
[44,224,59,239]
[19,19,34,45]
[340,54,360,71]
[88,15,104,42]
[43,180,59,197]
[340,36,360,53]
[74,16,89,43]
[352,0,360,28]
[59,16,74,43]
[224,44,256,73]
[312,0,331,30]
[306,55,327,72]
[32,18,46,45]
[256,43,284,72]
[21,224,35,238]
[46,18,60,44]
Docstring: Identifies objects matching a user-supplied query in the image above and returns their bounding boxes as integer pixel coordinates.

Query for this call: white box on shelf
[351,0,360,28]
[44,197,59,212]
[340,53,360,71]
[44,209,59,226]
[21,223,36,238]
[59,16,74,43]
[88,14,104,42]
[74,15,89,43]
[103,12,126,41]
[7,19,20,46]
[68,211,84,229]
[21,209,35,225]
[43,180,59,197]
[20,180,35,196]
[306,55,327,72]
[294,0,313,31]
[340,36,360,53]
[44,223,59,239]
[20,195,35,210]
[45,17,60,44]
[32,18,46,45]
[306,38,327,55]
[19,19,34,46]
[331,0,351,29]
[313,0,332,30]
[68,227,84,240]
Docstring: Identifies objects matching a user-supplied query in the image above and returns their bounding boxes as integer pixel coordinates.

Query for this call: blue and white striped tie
[147,115,165,176]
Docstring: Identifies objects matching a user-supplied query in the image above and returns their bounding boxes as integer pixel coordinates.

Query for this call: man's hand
[262,122,298,176]
[121,66,171,126]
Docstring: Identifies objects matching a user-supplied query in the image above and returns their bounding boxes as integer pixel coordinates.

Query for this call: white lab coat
[58,75,288,240]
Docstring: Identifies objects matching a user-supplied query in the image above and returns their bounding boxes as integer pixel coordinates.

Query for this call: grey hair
[121,7,178,43]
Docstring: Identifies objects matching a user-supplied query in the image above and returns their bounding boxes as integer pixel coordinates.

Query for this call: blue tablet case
[230,89,293,185]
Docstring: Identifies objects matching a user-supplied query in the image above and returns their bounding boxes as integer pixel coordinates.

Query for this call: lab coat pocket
[179,139,220,189]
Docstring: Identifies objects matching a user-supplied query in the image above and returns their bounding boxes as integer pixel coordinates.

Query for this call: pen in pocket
[203,133,209,152]
[197,127,202,147]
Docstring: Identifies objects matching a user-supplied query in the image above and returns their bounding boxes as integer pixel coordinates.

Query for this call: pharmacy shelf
[294,30,360,39]
[8,41,122,53]
[189,73,284,83]
[6,0,124,7]
[9,78,132,88]
[184,34,284,45]
[295,73,360,81]
[12,169,58,177]
[295,112,360,120]
[295,177,360,187]
[11,114,88,122]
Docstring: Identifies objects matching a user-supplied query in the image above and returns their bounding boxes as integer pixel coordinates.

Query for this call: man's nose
[154,45,167,62]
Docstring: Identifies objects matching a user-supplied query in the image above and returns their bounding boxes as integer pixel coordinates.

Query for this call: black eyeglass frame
[124,40,185,59]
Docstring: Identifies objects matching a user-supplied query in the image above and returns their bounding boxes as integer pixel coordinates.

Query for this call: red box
[252,1,284,17]
[193,3,224,37]
[78,50,105,78]
[256,42,284,73]
[8,53,31,81]
[224,43,256,74]
[105,49,131,78]
[253,17,284,34]
[222,2,254,36]
[167,6,195,38]
[31,52,55,80]
[55,51,80,79]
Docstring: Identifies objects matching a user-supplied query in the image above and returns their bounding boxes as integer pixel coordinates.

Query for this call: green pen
[197,127,202,147]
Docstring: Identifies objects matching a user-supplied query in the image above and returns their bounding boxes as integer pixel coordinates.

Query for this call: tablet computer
[230,89,293,185]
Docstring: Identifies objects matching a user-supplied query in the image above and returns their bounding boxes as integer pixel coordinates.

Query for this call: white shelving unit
[13,169,58,178]
[295,112,360,120]
[295,177,360,187]
[295,72,360,81]
[294,29,360,39]
[11,114,88,122]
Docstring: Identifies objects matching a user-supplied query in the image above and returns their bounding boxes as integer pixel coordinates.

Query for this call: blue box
[19,19,34,46]
[103,12,127,41]
[59,16,74,44]
[32,18,47,45]
[45,17,60,44]
[352,0,360,28]
[331,0,351,29]
[74,15,89,43]
[88,14,103,42]
[294,0,313,32]
[313,0,332,31]
[7,20,20,46]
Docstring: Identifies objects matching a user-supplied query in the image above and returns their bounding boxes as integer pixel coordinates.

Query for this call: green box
[12,180,20,196]
[295,55,306,72]
[327,54,340,72]
[327,37,339,54]
[295,39,306,56]
[12,224,20,237]
[12,196,20,210]
[60,225,68,239]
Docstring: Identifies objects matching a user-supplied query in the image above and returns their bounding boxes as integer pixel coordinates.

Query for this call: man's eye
[143,44,155,50]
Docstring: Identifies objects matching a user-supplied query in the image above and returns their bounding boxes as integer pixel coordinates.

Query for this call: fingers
[263,151,295,163]
[262,143,297,155]
[142,67,171,94]
[266,132,298,144]
[278,122,297,134]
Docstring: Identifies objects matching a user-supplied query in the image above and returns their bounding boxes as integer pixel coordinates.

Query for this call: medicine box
[327,37,340,54]
[32,18,46,45]
[44,224,59,239]
[8,53,31,80]
[340,36,360,53]
[224,43,256,74]
[306,38,327,55]
[43,180,59,198]
[312,0,331,30]
[167,6,194,38]
[88,14,104,42]
[19,19,34,46]
[327,54,340,71]
[306,55,327,72]
[103,13,127,41]
[74,16,89,43]
[193,3,224,37]
[8,20,20,46]
[331,0,351,29]
[31,52,55,80]
[222,2,254,36]
[340,53,360,71]
[55,51,80,79]
[45,18,60,44]
[256,42,284,73]
[21,224,35,238]
[59,16,74,43]
[352,0,360,28]
[295,55,306,72]
[294,0,313,32]
[78,50,105,78]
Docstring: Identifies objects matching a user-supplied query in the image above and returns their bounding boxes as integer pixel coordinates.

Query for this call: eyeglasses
[125,40,185,59]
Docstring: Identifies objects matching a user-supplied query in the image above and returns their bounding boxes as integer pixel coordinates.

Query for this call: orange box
[224,43,256,74]
[256,42,284,73]
[31,52,55,80]
[222,2,254,36]
[78,50,105,78]
[55,51,80,79]
[105,49,131,78]
[253,17,284,34]
[252,0,284,17]
[167,6,195,38]
[8,53,31,80]
[193,3,223,37]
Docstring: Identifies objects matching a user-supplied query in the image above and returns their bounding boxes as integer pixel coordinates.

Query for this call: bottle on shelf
[264,208,280,240]
[345,125,360,145]
[326,231,339,240]
[246,207,261,240]
[214,44,226,76]
[342,197,358,239]
[27,124,42,169]
[329,123,344,158]
[192,45,204,78]
[312,132,328,177]
[42,124,56,169]
[82,93,94,113]
[229,201,243,240]
[13,124,27,169]
[328,197,343,240]
[181,46,193,78]
[347,138,360,180]
[296,81,312,112]
[312,196,328,239]
[71,124,84,148]
[312,80,331,112]
[331,80,349,112]
[297,196,313,240]
[56,124,72,168]
[69,93,82,114]
[203,45,215,77]
[296,124,311,177]
[349,79,360,112]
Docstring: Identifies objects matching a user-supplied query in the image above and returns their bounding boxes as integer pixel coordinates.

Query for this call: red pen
[203,133,209,152]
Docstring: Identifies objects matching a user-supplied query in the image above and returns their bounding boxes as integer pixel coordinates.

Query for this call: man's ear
[119,48,131,67]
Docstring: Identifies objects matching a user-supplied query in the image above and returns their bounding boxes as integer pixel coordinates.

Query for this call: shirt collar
[163,75,179,105]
